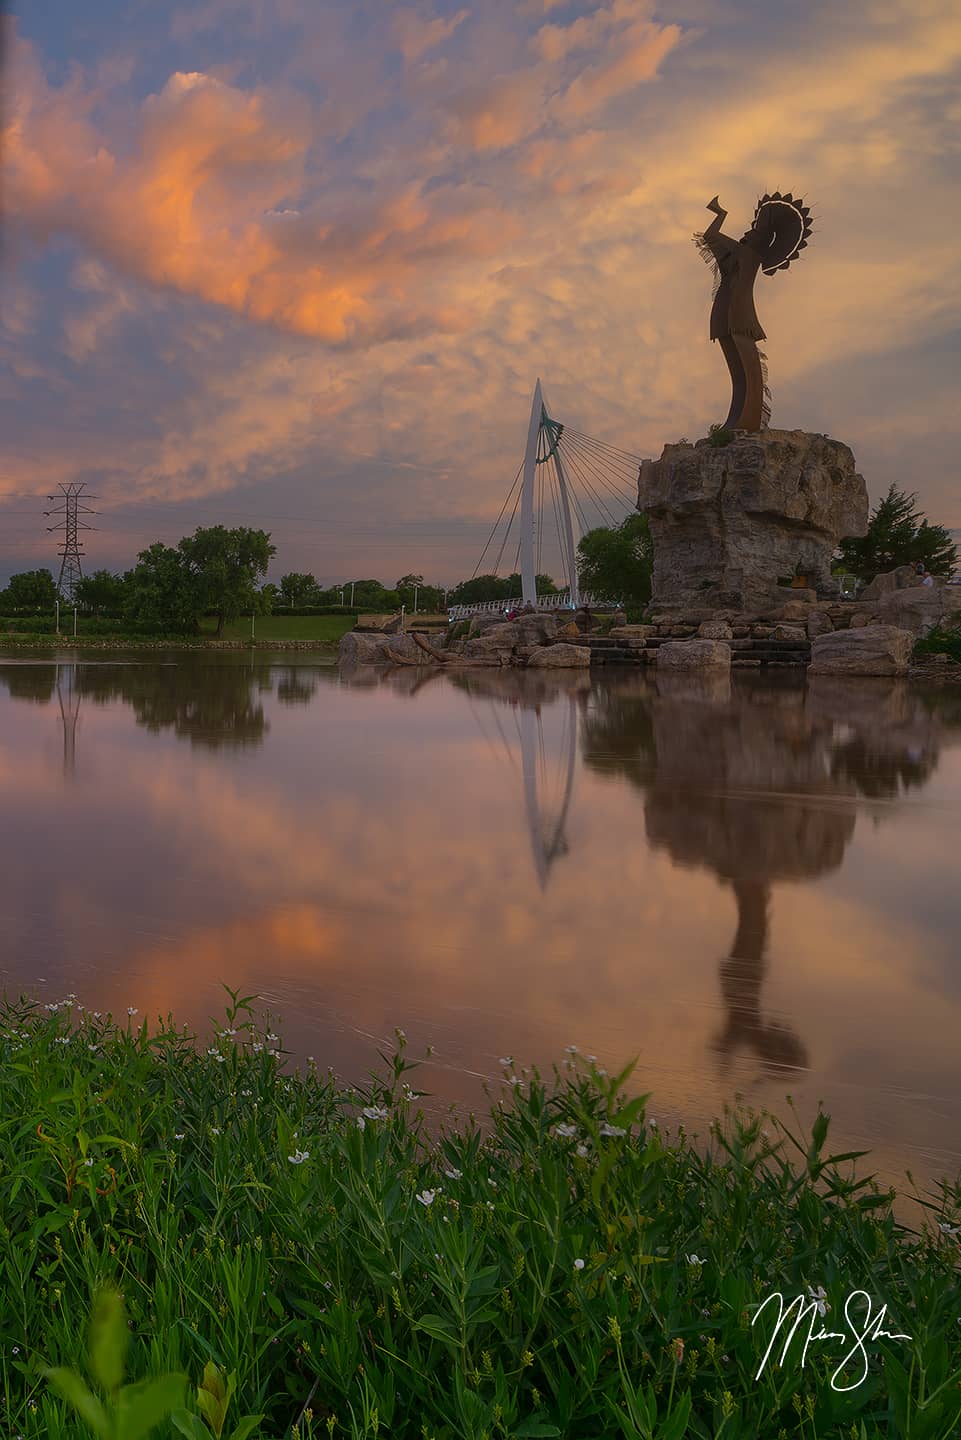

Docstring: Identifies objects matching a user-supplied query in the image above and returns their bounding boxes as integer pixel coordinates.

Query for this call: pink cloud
[392,6,470,62]
[4,35,510,346]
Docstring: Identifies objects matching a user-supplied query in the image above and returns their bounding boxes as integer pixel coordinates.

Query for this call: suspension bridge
[449,380,646,618]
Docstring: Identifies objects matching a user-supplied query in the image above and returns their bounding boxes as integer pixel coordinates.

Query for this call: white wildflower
[288,1149,310,1165]
[443,1168,462,1180]
[576,1143,589,1158]
[573,1258,585,1271]
[807,1285,829,1316]
[356,1115,366,1131]
[686,1254,702,1266]
[415,1190,436,1206]
[599,1122,626,1137]
[127,1007,138,1016]
[554,1123,577,1138]
[362,1105,389,1121]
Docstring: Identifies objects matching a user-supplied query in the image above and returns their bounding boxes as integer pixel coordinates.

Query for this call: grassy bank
[0,616,355,648]
[1,987,958,1440]
[197,616,355,643]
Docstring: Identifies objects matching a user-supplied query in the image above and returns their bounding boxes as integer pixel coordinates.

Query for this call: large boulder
[859,564,921,602]
[698,620,733,640]
[338,631,394,664]
[526,643,592,668]
[656,638,731,671]
[463,623,520,658]
[637,429,868,611]
[806,611,834,639]
[611,624,655,639]
[378,634,433,664]
[877,583,961,638]
[808,625,915,676]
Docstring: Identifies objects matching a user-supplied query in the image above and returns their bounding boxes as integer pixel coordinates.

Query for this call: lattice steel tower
[45,483,97,602]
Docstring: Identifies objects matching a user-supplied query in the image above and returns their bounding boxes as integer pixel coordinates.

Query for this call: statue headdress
[749,191,813,275]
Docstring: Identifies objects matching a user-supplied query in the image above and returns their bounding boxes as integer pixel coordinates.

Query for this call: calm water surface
[2,650,960,1205]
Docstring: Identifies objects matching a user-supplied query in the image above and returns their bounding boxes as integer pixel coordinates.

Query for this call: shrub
[913,621,961,662]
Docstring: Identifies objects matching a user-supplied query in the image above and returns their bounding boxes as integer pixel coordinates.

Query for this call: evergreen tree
[836,485,956,583]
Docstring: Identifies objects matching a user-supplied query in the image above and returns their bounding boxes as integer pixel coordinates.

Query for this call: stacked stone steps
[567,633,811,667]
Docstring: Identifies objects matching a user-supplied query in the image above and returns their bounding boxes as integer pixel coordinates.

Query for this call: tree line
[0,487,954,629]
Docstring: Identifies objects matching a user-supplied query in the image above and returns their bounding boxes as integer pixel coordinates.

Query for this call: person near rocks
[694,191,813,432]
[921,571,934,588]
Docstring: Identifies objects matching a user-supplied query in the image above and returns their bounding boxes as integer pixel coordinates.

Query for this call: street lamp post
[73,606,78,637]
[350,581,355,607]
[339,588,345,606]
[55,598,60,636]
[413,584,418,614]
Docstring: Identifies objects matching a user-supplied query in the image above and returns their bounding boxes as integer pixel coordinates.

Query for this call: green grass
[0,986,958,1440]
[198,616,355,643]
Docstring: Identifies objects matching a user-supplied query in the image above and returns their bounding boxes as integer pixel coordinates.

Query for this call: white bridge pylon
[521,379,579,610]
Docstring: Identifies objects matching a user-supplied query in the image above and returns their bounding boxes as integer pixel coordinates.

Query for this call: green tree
[347,579,401,610]
[448,574,509,605]
[836,484,957,583]
[278,571,319,606]
[1,568,58,610]
[576,513,653,605]
[396,573,444,611]
[75,569,126,616]
[178,526,276,637]
[123,543,203,634]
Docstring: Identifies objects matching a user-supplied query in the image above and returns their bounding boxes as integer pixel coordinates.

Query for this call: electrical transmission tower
[45,483,98,601]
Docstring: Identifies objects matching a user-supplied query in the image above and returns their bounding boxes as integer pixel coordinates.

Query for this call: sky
[2,0,960,589]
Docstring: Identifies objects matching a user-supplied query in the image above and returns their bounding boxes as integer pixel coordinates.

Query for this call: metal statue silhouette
[694,191,813,432]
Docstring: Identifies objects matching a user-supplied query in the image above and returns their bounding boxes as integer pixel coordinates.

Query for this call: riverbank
[1,987,958,1440]
[0,636,341,651]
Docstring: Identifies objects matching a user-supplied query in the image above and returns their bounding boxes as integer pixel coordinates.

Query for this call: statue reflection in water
[582,671,947,1080]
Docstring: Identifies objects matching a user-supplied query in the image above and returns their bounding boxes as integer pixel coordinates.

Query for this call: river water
[2,650,960,1207]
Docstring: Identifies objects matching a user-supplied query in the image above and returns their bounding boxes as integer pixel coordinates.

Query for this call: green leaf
[614,1094,652,1129]
[657,1390,692,1440]
[226,1417,266,1440]
[610,1056,641,1094]
[43,1367,112,1438]
[590,1149,617,1208]
[171,1411,211,1440]
[415,1313,458,1347]
[115,1374,189,1440]
[90,1285,130,1393]
[513,1424,561,1437]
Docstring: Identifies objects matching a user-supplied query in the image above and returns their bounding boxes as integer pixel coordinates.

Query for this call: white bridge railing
[447,591,619,621]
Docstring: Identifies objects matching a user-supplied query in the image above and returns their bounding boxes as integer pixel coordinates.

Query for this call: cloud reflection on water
[0,655,959,1197]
